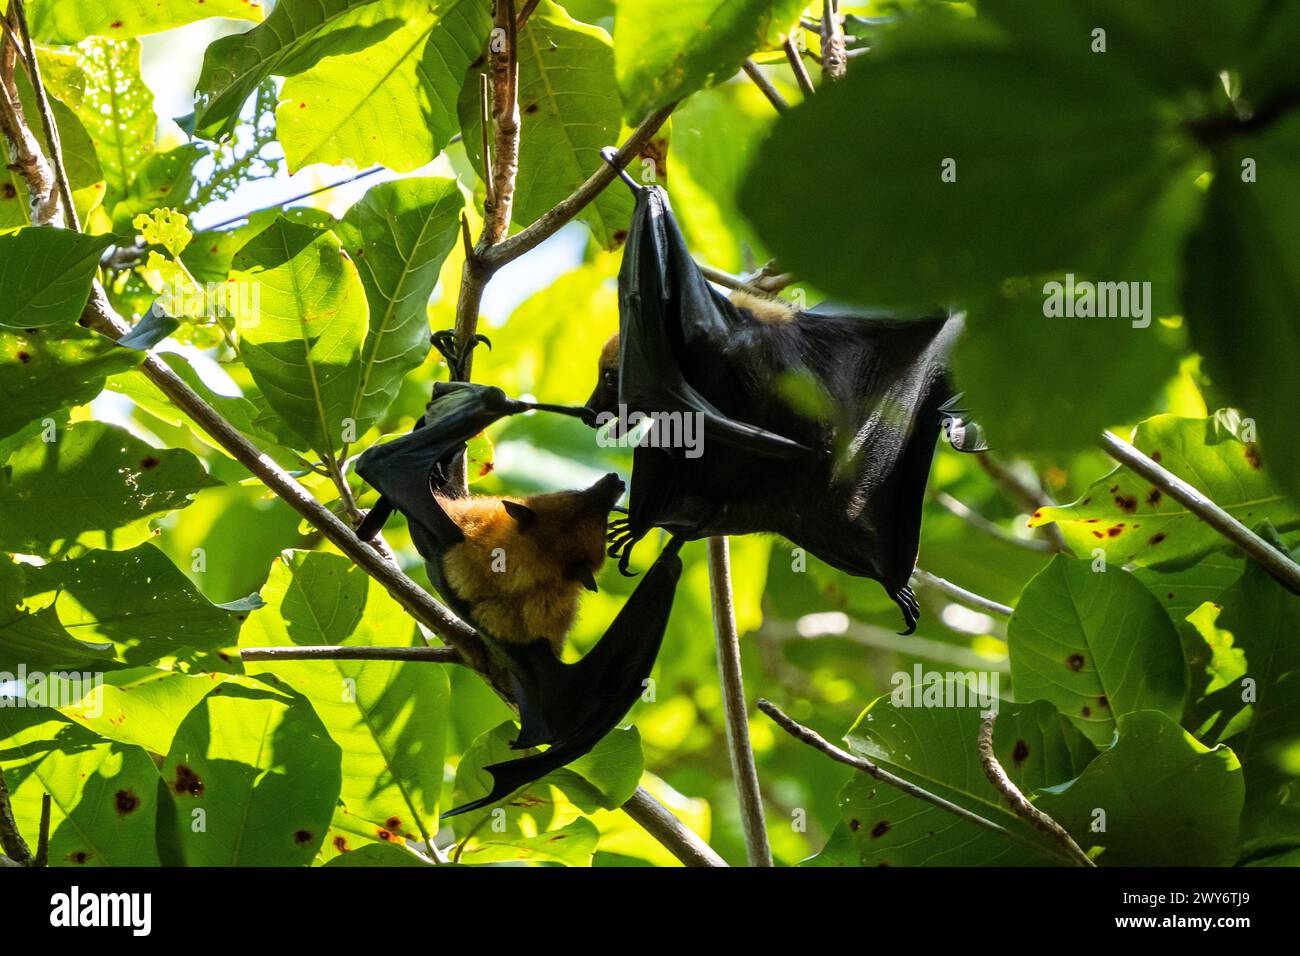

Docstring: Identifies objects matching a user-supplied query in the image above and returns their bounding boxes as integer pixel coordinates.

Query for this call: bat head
[504,472,625,592]
[585,333,622,418]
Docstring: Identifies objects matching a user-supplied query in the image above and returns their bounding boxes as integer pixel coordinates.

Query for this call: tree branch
[10,0,77,230]
[240,645,464,665]
[0,769,32,865]
[741,58,788,112]
[935,492,1055,553]
[757,699,1079,864]
[820,0,847,82]
[783,37,816,97]
[911,567,1013,618]
[0,23,60,226]
[707,537,773,867]
[978,713,1094,867]
[620,787,728,867]
[977,453,1070,553]
[1099,430,1300,592]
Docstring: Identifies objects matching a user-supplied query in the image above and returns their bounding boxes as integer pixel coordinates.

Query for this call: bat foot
[893,586,920,635]
[432,329,492,380]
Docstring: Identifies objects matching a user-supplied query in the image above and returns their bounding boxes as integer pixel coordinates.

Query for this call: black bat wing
[355,382,531,560]
[444,539,684,817]
[617,184,809,461]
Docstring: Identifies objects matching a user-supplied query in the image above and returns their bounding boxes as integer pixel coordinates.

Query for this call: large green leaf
[1030,415,1300,566]
[24,543,260,665]
[0,420,219,555]
[1184,114,1300,502]
[739,39,1195,309]
[460,1,630,248]
[108,144,207,231]
[1007,555,1186,745]
[0,709,161,866]
[192,0,416,141]
[614,0,804,121]
[49,39,157,209]
[278,0,488,173]
[27,0,261,44]
[334,178,463,432]
[0,229,115,329]
[0,554,118,671]
[53,667,224,756]
[1037,711,1243,866]
[159,677,342,866]
[824,695,1096,866]
[240,551,450,846]
[0,324,140,440]
[231,219,367,457]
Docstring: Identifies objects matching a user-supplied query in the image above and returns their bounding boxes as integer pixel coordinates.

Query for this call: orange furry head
[438,473,625,652]
[585,333,621,417]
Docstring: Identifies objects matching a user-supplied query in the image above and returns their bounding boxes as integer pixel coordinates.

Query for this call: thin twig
[34,793,50,867]
[761,618,1007,670]
[757,699,1078,864]
[484,102,675,267]
[1099,430,1300,592]
[698,263,781,298]
[620,787,728,867]
[11,0,77,230]
[240,645,464,664]
[820,0,847,81]
[911,567,1013,617]
[0,31,59,225]
[978,713,1094,867]
[936,492,1054,553]
[515,0,542,29]
[741,58,788,112]
[783,37,816,97]
[707,537,773,867]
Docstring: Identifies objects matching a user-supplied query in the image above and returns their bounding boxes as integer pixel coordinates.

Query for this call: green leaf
[109,144,206,231]
[43,39,155,209]
[324,842,434,866]
[0,229,115,329]
[833,695,1096,866]
[1030,415,1300,566]
[1007,555,1186,745]
[460,1,630,248]
[26,0,262,45]
[334,178,463,432]
[278,0,489,173]
[0,554,118,671]
[0,420,219,555]
[1184,113,1300,502]
[24,543,259,665]
[192,0,417,141]
[614,0,804,121]
[0,324,140,440]
[231,219,367,458]
[240,551,450,846]
[0,709,161,866]
[739,41,1195,309]
[159,676,343,866]
[53,667,224,756]
[1037,710,1243,866]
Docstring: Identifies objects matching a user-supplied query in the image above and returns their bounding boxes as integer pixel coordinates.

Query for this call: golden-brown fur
[729,289,796,324]
[438,484,615,654]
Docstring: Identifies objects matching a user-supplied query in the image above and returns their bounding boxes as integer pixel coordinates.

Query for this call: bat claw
[431,329,491,380]
[893,586,920,635]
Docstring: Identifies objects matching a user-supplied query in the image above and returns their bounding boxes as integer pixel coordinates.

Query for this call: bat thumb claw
[600,146,641,194]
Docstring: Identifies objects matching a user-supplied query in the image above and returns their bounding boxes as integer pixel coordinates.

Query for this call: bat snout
[588,471,626,507]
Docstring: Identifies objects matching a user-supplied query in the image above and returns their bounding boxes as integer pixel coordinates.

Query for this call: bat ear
[502,499,536,529]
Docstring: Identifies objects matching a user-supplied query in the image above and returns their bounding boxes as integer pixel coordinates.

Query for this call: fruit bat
[587,174,985,634]
[355,381,683,816]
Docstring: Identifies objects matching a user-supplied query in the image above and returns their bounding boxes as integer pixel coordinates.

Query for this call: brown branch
[820,0,847,82]
[978,713,1095,867]
[783,37,816,97]
[621,787,728,867]
[707,537,773,866]
[977,454,1070,554]
[0,25,60,226]
[34,793,50,867]
[240,645,464,665]
[757,698,1081,864]
[741,59,788,112]
[11,0,77,230]
[484,102,675,267]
